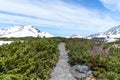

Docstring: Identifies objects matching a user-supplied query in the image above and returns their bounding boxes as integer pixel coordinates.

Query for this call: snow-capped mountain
[104,25,120,35]
[61,34,83,38]
[70,34,83,38]
[0,25,54,38]
[88,25,120,39]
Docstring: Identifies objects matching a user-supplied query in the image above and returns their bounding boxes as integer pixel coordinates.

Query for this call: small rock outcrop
[70,64,92,80]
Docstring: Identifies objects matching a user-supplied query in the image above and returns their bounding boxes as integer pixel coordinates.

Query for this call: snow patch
[0,41,12,45]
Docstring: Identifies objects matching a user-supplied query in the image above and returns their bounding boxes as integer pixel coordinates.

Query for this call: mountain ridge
[88,25,120,38]
[0,25,54,38]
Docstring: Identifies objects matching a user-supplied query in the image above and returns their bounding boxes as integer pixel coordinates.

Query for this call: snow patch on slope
[0,41,12,45]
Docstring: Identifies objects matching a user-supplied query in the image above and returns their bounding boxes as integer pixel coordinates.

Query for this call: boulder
[70,64,92,80]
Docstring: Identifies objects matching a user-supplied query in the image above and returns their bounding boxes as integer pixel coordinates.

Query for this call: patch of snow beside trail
[0,41,12,45]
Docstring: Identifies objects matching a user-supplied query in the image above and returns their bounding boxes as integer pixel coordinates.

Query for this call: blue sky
[0,0,120,36]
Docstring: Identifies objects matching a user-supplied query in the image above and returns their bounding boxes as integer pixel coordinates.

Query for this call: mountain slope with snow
[70,34,83,38]
[104,25,120,35]
[0,25,54,38]
[88,25,120,39]
[87,25,120,42]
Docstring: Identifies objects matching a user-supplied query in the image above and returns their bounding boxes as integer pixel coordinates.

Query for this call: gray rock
[70,64,92,80]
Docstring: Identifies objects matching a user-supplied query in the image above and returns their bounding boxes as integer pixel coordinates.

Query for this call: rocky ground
[70,64,93,80]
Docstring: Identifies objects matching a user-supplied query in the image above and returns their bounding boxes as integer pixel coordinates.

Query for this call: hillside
[0,38,59,80]
[65,38,120,80]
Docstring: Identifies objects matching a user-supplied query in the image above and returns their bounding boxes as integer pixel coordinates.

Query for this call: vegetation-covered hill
[0,37,120,80]
[0,38,60,80]
[65,38,120,80]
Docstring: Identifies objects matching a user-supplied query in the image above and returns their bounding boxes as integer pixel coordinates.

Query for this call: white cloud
[100,0,120,11]
[0,0,119,35]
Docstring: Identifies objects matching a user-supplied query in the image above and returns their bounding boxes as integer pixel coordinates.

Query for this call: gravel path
[50,43,76,80]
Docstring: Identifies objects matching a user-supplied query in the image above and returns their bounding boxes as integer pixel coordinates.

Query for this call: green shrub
[66,38,120,79]
[0,38,60,80]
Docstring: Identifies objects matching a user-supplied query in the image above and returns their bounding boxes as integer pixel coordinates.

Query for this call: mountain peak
[104,25,120,35]
[88,25,120,42]
[71,34,83,38]
[0,25,53,38]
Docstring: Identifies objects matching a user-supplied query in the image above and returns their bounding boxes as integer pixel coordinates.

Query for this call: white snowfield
[95,34,119,42]
[0,25,54,38]
[0,41,12,45]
